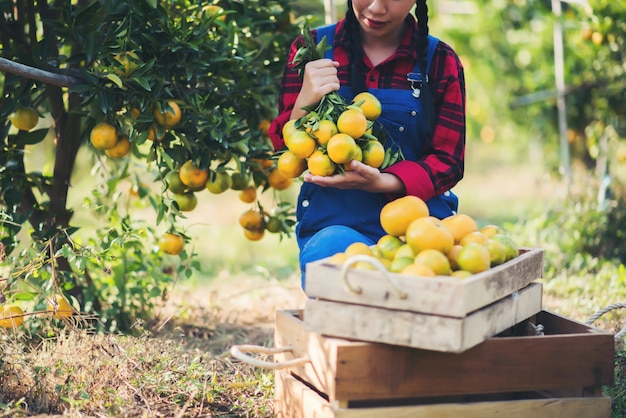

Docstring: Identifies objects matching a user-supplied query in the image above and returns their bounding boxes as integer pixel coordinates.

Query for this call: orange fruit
[129,107,141,119]
[286,130,317,159]
[10,107,39,131]
[459,231,489,247]
[311,119,338,146]
[179,160,209,189]
[361,140,385,168]
[258,119,271,135]
[282,119,298,142]
[456,242,491,274]
[389,256,414,273]
[401,263,436,277]
[165,170,188,194]
[492,233,519,262]
[447,244,463,271]
[159,232,185,255]
[380,195,429,237]
[0,305,24,328]
[393,244,415,260]
[277,150,307,178]
[327,133,358,164]
[480,224,505,238]
[405,216,454,255]
[239,186,257,203]
[267,168,293,190]
[230,172,250,190]
[105,134,131,159]
[327,252,349,265]
[441,213,479,244]
[47,294,75,319]
[206,171,232,194]
[451,270,472,279]
[376,234,404,261]
[113,51,139,76]
[172,192,198,211]
[153,100,182,129]
[204,4,226,21]
[147,124,166,141]
[243,228,265,241]
[486,238,507,267]
[252,157,275,170]
[337,108,368,139]
[90,122,118,150]
[265,216,282,233]
[414,249,452,276]
[344,242,374,257]
[307,150,335,176]
[239,209,265,230]
[352,91,382,121]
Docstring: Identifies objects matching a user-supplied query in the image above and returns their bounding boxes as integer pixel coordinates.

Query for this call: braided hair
[345,0,434,136]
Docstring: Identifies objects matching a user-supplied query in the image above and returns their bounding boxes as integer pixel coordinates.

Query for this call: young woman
[268,0,466,288]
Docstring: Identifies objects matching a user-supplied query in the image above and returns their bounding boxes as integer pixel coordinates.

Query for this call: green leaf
[13,129,49,146]
[105,74,125,89]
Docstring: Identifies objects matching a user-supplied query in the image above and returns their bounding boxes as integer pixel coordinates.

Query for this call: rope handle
[230,344,310,370]
[340,254,408,300]
[585,302,626,341]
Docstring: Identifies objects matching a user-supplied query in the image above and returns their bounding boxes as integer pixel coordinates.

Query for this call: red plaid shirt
[268,16,466,201]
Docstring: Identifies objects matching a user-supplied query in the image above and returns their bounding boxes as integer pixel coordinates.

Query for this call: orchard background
[1,0,626,416]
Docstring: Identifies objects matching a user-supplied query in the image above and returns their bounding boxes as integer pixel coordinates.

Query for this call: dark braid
[345,0,367,94]
[415,0,435,139]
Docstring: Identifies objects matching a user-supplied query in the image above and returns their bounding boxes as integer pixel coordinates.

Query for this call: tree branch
[0,57,81,87]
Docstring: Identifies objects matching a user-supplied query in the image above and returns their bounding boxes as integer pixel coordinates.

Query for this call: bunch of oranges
[328,195,519,278]
[277,91,389,178]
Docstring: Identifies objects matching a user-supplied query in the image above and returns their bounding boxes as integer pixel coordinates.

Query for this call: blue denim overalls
[297,24,458,288]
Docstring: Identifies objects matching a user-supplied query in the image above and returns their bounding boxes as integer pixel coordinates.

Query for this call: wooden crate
[303,248,545,352]
[274,309,614,403]
[274,370,612,418]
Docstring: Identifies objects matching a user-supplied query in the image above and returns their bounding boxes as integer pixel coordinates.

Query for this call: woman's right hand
[291,59,340,119]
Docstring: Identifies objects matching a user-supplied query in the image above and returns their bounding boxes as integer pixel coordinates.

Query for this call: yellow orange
[238,186,257,203]
[344,242,374,257]
[10,107,39,131]
[239,209,265,230]
[105,134,131,159]
[179,160,209,189]
[414,249,452,276]
[147,124,166,141]
[380,195,429,237]
[376,234,404,261]
[0,305,24,328]
[441,213,479,244]
[327,133,358,164]
[90,122,118,150]
[307,150,335,176]
[311,119,338,146]
[47,294,75,319]
[456,242,491,274]
[401,263,436,277]
[286,130,317,159]
[267,168,293,190]
[337,108,368,139]
[459,231,489,247]
[361,140,385,168]
[153,100,182,129]
[352,91,382,121]
[405,216,454,255]
[244,228,265,241]
[206,171,232,194]
[277,150,307,178]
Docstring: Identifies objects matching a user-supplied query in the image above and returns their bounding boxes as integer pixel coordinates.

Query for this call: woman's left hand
[303,160,404,194]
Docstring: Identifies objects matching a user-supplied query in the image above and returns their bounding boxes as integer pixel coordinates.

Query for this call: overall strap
[315,24,337,59]
[407,35,439,98]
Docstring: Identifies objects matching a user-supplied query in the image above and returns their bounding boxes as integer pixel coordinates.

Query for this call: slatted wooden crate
[304,248,545,352]
[273,309,614,405]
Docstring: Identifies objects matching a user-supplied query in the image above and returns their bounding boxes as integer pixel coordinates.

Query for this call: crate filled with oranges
[303,195,545,353]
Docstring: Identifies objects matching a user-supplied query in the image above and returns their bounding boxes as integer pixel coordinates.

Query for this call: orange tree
[0,0,304,333]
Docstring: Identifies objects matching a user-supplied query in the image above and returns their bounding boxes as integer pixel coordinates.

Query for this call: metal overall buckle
[407,72,428,98]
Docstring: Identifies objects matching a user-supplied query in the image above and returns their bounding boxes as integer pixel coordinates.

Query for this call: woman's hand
[290,59,340,119]
[303,160,405,194]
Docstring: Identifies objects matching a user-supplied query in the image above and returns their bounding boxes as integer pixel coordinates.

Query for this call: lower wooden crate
[274,308,614,403]
[274,370,612,418]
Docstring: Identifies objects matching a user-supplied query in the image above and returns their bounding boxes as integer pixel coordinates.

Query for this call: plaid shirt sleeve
[268,22,466,201]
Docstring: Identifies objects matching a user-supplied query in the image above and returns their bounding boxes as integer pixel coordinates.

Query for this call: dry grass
[0,274,307,417]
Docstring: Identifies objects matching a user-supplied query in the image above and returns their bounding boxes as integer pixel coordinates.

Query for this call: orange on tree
[456,242,491,274]
[113,51,139,76]
[310,119,338,146]
[277,150,307,178]
[165,170,188,194]
[204,4,226,21]
[307,150,336,177]
[147,124,166,141]
[239,209,265,231]
[265,216,283,233]
[243,227,264,241]
[0,305,25,328]
[441,213,479,244]
[206,170,232,194]
[105,134,131,159]
[153,100,182,129]
[352,91,382,121]
[47,294,75,319]
[158,232,185,255]
[9,106,39,131]
[405,216,454,255]
[230,171,250,190]
[239,186,257,203]
[379,195,429,237]
[172,192,198,211]
[258,119,271,135]
[129,107,141,119]
[327,133,358,164]
[286,130,317,159]
[267,168,293,190]
[414,249,452,276]
[90,122,118,150]
[336,108,368,139]
[179,160,209,189]
[361,140,385,168]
